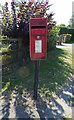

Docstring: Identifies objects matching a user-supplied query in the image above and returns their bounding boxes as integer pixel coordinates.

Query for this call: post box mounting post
[33,60,39,100]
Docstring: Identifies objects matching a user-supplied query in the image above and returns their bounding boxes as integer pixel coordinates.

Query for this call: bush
[71,34,74,41]
[59,27,68,35]
[0,0,56,39]
[65,34,72,43]
[59,27,74,41]
[47,26,59,50]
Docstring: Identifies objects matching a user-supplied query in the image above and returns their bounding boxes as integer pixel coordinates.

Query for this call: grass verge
[2,47,72,98]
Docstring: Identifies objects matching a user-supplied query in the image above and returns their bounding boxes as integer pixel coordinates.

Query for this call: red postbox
[29,18,48,60]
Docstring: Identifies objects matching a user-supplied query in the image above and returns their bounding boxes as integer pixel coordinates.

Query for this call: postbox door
[30,28,47,60]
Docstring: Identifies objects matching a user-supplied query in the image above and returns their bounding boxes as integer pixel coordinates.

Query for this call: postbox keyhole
[37,36,40,39]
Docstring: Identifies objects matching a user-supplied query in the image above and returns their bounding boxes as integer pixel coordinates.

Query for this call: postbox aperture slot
[31,28,46,35]
[31,26,46,29]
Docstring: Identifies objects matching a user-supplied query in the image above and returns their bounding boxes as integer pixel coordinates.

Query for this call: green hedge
[63,34,72,43]
[66,34,72,42]
[47,27,59,50]
[59,27,74,41]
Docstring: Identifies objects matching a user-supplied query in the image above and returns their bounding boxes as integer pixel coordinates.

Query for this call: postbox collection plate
[35,40,42,53]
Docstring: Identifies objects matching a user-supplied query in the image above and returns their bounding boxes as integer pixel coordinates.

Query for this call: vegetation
[65,34,72,43]
[2,47,72,98]
[58,25,74,42]
[48,26,60,49]
[0,0,56,39]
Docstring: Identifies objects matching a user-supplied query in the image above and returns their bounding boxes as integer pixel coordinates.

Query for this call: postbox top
[30,18,47,26]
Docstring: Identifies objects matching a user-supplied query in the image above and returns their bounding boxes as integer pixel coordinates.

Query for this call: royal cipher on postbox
[29,18,48,60]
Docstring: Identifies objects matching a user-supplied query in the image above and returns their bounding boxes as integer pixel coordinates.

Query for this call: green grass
[2,47,72,97]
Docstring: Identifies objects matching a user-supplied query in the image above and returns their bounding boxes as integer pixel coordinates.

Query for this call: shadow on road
[1,85,73,119]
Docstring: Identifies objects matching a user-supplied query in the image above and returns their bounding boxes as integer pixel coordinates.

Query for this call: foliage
[0,0,56,39]
[47,26,60,49]
[64,34,72,43]
[58,25,74,41]
[59,27,68,35]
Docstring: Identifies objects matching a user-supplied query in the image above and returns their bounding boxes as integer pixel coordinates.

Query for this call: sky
[0,0,73,25]
[49,0,73,25]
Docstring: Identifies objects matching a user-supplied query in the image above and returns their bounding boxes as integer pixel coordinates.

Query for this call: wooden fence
[0,38,24,76]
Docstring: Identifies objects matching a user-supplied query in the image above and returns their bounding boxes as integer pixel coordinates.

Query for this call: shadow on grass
[39,48,72,93]
[1,47,72,119]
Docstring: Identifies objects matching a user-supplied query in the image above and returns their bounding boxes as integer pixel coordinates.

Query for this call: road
[56,43,73,49]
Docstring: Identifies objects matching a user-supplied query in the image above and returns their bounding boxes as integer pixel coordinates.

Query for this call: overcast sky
[0,0,73,25]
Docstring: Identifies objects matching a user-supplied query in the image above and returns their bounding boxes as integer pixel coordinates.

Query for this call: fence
[0,38,25,76]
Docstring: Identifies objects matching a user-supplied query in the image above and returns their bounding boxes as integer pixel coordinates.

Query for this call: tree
[0,0,56,38]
